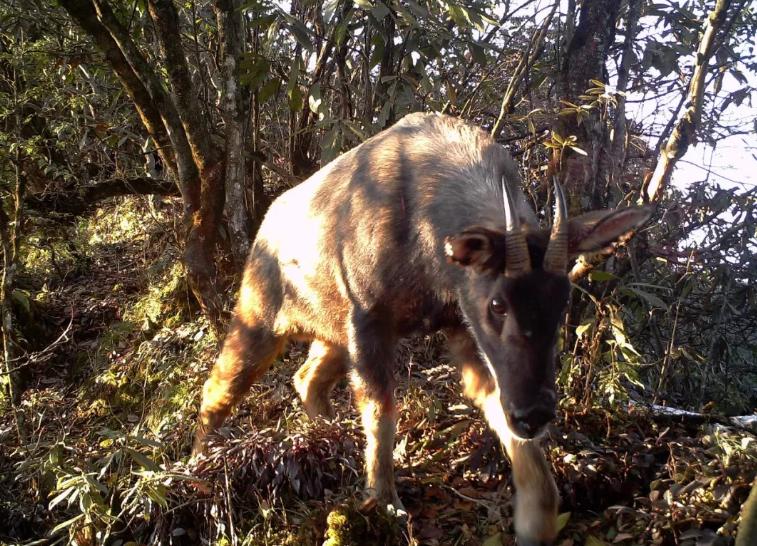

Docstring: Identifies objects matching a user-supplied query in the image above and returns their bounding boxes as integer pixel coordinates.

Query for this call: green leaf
[369,35,385,69]
[576,321,593,339]
[50,513,84,536]
[556,511,571,533]
[371,1,390,20]
[288,86,303,112]
[469,42,487,65]
[568,144,588,156]
[405,0,430,20]
[280,12,313,50]
[49,487,75,510]
[588,270,617,282]
[286,57,301,91]
[321,126,340,163]
[126,447,160,471]
[448,4,471,27]
[240,56,270,89]
[308,83,323,114]
[258,79,281,103]
[335,19,350,46]
[130,434,162,449]
[322,0,339,22]
[625,286,667,309]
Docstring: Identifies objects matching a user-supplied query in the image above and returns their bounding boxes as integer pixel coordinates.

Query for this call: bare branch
[645,0,736,202]
[491,1,558,138]
[60,0,179,180]
[25,177,179,215]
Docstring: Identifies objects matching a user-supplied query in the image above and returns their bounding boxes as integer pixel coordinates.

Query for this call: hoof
[359,492,407,518]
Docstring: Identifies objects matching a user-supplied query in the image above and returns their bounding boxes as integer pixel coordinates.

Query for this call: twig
[0,308,74,374]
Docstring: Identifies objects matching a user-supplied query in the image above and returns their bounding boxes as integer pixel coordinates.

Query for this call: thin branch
[25,177,179,214]
[60,0,180,181]
[490,1,558,138]
[645,0,736,202]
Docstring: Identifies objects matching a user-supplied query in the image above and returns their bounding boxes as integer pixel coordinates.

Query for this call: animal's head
[445,181,650,439]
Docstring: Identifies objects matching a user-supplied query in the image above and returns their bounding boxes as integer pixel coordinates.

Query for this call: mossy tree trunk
[61,0,240,330]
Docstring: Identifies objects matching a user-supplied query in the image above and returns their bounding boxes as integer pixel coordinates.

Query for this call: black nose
[509,405,555,439]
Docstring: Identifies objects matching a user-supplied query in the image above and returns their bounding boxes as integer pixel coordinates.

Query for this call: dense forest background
[1,0,756,544]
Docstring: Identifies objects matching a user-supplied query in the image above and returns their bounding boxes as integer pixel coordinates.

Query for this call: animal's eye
[489,297,507,316]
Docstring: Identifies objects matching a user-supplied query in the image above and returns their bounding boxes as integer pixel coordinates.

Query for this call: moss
[323,508,352,546]
[123,261,194,328]
[322,504,401,546]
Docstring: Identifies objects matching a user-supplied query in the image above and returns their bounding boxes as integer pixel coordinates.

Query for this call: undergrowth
[1,197,755,546]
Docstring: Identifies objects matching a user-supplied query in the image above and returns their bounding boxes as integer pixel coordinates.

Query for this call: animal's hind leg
[194,318,285,455]
[294,340,349,419]
[447,327,559,545]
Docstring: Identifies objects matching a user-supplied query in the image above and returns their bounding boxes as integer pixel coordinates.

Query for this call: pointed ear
[569,207,651,255]
[445,226,506,270]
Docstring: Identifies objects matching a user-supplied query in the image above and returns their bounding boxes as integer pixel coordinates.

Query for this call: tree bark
[148,0,222,173]
[215,0,251,268]
[248,27,268,233]
[148,0,227,328]
[89,0,200,208]
[1,142,27,443]
[553,0,619,209]
[608,0,642,187]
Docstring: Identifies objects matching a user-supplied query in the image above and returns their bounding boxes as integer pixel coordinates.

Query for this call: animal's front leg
[348,313,401,510]
[351,370,400,509]
[449,328,558,544]
[478,380,558,545]
[501,432,559,546]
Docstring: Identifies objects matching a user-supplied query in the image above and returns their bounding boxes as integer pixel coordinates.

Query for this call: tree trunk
[553,0,619,373]
[63,0,226,328]
[0,146,27,443]
[608,0,642,187]
[148,0,227,328]
[25,177,178,214]
[248,27,269,234]
[553,0,619,209]
[215,0,251,268]
[61,0,181,185]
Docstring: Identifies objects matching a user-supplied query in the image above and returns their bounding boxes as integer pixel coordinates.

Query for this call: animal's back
[252,113,526,342]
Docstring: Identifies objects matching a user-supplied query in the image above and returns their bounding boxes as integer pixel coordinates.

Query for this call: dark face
[445,205,652,439]
[459,266,570,439]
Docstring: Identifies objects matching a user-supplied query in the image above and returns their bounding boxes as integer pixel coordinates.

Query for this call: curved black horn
[502,177,531,277]
[543,180,569,273]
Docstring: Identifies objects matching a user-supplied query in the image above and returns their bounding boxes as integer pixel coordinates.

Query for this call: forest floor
[1,198,755,546]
